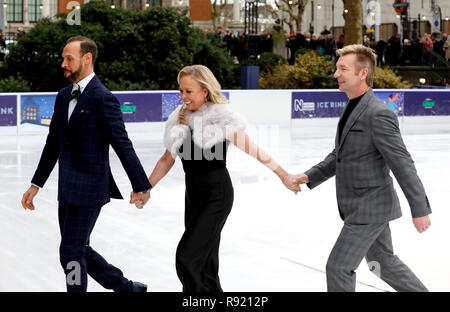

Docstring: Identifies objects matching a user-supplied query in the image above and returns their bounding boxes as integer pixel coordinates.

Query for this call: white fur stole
[163,102,247,158]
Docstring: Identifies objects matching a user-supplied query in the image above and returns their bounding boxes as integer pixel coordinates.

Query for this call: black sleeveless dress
[175,129,233,292]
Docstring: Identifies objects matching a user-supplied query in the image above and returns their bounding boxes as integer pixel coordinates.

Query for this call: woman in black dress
[132,65,300,292]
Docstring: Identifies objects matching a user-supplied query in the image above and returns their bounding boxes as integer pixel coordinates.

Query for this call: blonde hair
[176,65,228,125]
[336,44,377,87]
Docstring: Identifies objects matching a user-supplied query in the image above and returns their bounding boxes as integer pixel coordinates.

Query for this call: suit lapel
[68,76,97,127]
[337,89,373,152]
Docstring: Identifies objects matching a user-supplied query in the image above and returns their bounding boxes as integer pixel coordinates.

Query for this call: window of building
[6,0,23,22]
[28,0,43,22]
[107,0,161,8]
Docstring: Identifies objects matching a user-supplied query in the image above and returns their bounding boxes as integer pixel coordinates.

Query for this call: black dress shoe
[131,281,148,292]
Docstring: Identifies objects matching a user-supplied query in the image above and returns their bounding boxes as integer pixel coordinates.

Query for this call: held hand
[130,192,145,209]
[294,173,310,185]
[413,215,431,233]
[283,174,301,194]
[140,191,151,206]
[129,192,140,208]
[130,190,151,209]
[22,185,39,210]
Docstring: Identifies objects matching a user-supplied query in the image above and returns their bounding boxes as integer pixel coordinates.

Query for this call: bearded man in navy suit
[21,36,151,292]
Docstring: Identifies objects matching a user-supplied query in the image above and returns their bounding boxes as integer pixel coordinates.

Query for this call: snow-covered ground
[1,116,448,292]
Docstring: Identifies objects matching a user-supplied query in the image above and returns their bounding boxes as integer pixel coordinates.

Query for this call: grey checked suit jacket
[305,89,431,224]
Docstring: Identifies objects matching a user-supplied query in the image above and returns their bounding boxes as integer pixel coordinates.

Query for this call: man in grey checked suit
[295,44,431,292]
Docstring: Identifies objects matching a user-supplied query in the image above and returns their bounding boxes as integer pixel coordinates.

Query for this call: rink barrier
[291,90,450,118]
[0,89,449,128]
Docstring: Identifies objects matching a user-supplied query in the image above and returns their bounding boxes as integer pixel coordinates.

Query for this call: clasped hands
[130,190,151,209]
[283,173,310,194]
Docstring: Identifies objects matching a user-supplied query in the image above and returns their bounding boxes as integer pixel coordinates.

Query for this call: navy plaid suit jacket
[31,75,151,207]
[305,89,431,224]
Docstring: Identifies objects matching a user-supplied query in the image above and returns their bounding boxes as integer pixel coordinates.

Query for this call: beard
[64,64,83,82]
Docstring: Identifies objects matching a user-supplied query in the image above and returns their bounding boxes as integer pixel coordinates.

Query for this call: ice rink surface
[1,115,449,292]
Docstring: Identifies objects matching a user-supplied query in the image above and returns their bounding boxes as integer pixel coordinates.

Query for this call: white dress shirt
[68,72,96,121]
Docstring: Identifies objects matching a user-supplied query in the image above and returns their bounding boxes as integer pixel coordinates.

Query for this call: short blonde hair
[336,44,377,87]
[176,65,228,125]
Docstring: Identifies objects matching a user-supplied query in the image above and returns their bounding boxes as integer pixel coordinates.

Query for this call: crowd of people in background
[368,32,449,67]
[204,25,450,69]
[286,27,450,68]
[285,26,338,64]
[204,27,274,63]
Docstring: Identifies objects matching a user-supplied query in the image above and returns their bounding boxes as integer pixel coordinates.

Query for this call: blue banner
[21,95,56,126]
[18,91,232,127]
[3,90,450,127]
[20,92,164,127]
[0,95,16,126]
[374,91,405,115]
[403,91,450,116]
[291,90,425,119]
[162,92,184,121]
[292,91,348,118]
[115,93,162,122]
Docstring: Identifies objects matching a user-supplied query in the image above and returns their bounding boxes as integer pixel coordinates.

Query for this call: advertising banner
[21,95,57,126]
[162,92,184,121]
[115,92,162,122]
[403,91,450,116]
[0,95,17,126]
[292,90,408,119]
[374,91,405,115]
[20,92,163,127]
[2,90,450,128]
[291,91,348,118]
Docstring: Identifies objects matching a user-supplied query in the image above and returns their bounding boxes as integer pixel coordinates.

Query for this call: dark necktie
[71,84,81,100]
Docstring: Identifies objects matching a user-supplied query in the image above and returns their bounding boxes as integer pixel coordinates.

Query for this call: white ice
[1,115,449,292]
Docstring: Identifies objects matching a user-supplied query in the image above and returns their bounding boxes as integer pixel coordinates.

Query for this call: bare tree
[293,0,308,32]
[343,0,362,45]
[211,0,230,30]
[270,0,309,33]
